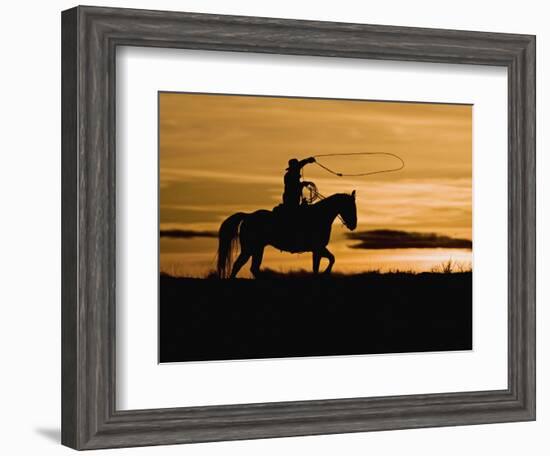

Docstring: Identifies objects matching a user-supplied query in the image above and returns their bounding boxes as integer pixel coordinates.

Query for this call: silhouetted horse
[217,191,357,278]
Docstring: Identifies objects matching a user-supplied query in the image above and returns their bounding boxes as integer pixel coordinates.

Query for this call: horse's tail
[216,212,247,278]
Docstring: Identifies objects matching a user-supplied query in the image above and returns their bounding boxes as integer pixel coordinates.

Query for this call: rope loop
[300,152,405,227]
[312,152,405,177]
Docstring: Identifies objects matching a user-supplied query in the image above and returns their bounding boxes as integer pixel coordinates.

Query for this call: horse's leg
[230,251,250,278]
[312,250,321,274]
[320,246,335,274]
[250,246,265,278]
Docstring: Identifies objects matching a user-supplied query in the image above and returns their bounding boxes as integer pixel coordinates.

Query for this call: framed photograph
[61,5,535,450]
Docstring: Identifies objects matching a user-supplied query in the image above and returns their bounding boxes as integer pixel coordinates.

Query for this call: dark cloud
[160,229,217,239]
[346,229,472,250]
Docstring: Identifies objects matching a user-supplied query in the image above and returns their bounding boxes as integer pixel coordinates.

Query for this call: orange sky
[159,92,472,277]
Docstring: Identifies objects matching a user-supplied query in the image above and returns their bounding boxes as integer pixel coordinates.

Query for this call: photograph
[51,3,537,452]
[159,92,473,362]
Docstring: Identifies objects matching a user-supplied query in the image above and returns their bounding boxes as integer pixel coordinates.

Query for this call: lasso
[313,152,405,177]
[302,152,405,205]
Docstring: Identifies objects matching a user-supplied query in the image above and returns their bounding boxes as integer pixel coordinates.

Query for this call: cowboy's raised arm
[297,156,316,168]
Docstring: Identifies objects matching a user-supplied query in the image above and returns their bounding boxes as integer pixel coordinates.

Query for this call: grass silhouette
[162,259,472,280]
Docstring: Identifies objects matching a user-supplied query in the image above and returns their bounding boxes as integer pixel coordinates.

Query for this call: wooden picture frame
[61,5,535,450]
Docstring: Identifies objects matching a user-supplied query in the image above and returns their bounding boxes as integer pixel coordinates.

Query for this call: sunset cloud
[160,229,217,239]
[346,229,472,250]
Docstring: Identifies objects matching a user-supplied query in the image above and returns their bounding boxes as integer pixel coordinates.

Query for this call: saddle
[272,202,310,219]
[271,203,311,253]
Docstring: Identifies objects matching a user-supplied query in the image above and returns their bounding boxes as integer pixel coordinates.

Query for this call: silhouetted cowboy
[282,157,316,207]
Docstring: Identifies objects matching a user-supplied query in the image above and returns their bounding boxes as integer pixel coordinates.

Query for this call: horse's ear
[351,190,356,199]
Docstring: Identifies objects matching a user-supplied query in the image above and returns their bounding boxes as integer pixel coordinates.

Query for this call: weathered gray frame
[61,5,536,450]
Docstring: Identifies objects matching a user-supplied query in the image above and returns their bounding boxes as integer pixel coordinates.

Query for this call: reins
[304,185,349,228]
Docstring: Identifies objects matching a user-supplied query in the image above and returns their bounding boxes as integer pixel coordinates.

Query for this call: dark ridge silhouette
[159,271,472,363]
[160,229,217,239]
[346,229,472,250]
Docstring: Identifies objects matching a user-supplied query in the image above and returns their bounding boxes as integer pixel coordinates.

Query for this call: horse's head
[340,190,357,231]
